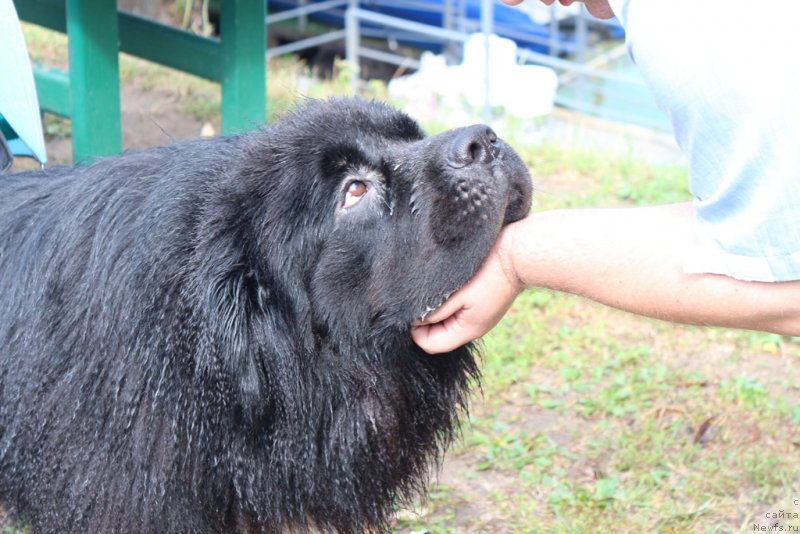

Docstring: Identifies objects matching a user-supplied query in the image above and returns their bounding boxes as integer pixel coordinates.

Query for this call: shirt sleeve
[607,0,800,281]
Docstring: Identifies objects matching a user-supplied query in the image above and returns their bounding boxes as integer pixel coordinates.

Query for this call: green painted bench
[15,0,267,162]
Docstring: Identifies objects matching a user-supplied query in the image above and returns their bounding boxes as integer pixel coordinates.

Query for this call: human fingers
[411,263,517,354]
[411,309,476,354]
[412,286,469,326]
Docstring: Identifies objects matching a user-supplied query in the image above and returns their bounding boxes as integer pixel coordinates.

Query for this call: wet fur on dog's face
[0,98,531,533]
[275,99,532,339]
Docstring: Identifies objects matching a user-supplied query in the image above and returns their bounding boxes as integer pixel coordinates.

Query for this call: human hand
[502,0,615,18]
[411,221,525,354]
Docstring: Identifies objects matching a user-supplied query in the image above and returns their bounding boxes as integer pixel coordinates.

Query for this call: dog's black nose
[447,125,498,168]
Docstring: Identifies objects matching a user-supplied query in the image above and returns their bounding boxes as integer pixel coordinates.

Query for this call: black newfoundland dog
[0,98,531,533]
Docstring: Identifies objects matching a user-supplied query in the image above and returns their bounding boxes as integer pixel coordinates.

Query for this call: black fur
[0,98,531,533]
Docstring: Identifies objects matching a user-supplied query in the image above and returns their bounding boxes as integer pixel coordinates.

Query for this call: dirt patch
[120,84,212,151]
[13,84,209,171]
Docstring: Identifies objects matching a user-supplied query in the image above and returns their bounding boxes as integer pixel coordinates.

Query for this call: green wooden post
[66,0,121,162]
[219,0,267,135]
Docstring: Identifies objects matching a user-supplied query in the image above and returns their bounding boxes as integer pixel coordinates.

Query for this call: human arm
[411,202,800,354]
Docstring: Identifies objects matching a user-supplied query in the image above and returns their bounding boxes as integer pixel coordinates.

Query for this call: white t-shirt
[608,0,800,281]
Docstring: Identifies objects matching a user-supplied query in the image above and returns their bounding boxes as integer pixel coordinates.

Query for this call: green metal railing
[16,0,267,163]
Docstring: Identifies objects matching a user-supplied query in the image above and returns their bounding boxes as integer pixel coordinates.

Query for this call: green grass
[399,296,800,532]
[19,24,800,533]
[398,104,800,533]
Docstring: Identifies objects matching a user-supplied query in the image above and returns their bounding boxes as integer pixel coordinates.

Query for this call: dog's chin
[413,238,500,324]
[413,257,488,323]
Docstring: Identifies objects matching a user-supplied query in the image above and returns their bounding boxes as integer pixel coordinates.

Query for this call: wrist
[496,220,526,294]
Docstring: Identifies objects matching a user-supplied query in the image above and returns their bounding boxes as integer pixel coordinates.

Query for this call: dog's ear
[206,268,274,431]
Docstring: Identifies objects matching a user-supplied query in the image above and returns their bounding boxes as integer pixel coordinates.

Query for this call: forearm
[507,202,800,335]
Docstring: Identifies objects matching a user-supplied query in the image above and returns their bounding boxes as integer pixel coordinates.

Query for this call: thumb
[410,285,476,354]
[412,288,470,327]
[410,307,474,354]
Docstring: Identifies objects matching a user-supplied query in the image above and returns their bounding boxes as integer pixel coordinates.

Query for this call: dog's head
[197,98,532,530]
[230,98,531,340]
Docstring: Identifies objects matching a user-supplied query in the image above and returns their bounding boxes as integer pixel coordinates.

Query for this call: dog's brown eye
[343,180,368,209]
